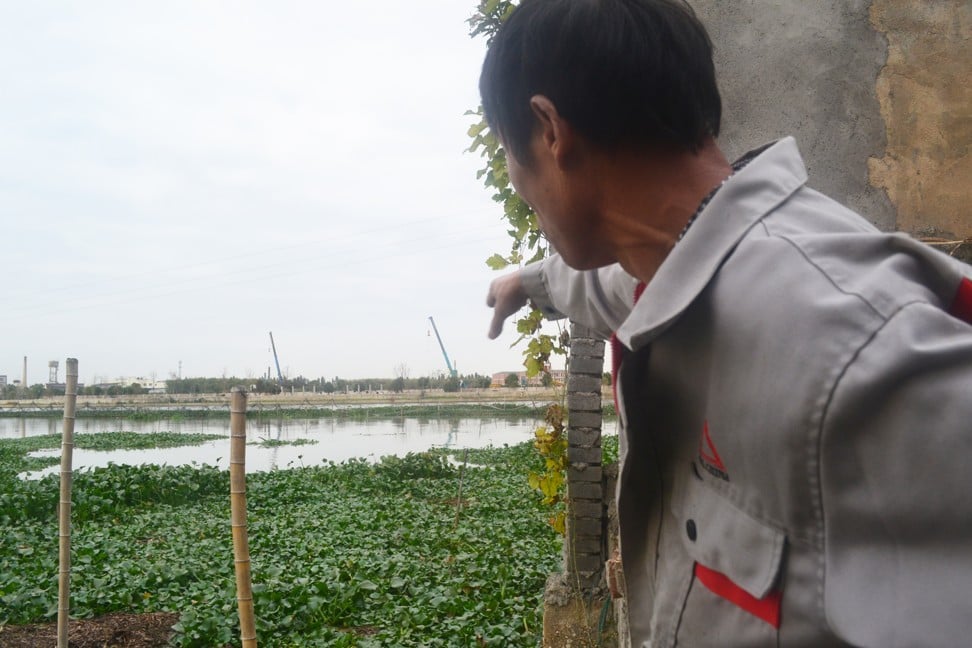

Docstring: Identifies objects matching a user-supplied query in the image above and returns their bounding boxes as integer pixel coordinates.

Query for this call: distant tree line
[164,373,496,395]
[79,384,148,396]
[165,377,280,395]
[0,373,508,400]
[0,382,150,399]
[0,384,54,399]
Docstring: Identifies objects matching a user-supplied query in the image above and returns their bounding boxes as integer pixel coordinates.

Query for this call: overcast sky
[1,1,566,385]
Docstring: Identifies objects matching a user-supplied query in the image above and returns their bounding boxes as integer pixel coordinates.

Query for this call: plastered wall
[695,0,971,239]
[868,0,972,239]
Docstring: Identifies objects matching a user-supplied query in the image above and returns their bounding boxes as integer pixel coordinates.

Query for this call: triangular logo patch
[699,421,729,481]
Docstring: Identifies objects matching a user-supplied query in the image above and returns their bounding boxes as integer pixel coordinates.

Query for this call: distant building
[0,375,6,387]
[490,372,518,388]
[119,376,167,393]
[490,369,565,388]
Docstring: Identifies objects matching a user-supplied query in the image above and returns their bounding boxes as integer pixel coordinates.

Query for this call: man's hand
[486,271,529,339]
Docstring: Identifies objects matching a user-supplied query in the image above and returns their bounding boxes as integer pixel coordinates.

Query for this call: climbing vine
[466,0,562,381]
[467,0,570,533]
[527,403,569,534]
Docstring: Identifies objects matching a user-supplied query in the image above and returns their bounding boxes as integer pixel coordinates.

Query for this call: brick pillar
[564,322,606,589]
[542,321,614,647]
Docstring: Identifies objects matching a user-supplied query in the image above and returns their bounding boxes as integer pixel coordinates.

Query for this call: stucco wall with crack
[693,0,971,239]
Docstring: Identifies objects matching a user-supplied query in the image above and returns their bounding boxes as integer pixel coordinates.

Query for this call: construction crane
[268,331,284,388]
[427,316,458,377]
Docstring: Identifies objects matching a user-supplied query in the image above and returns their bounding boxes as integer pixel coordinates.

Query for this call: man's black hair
[479,0,721,163]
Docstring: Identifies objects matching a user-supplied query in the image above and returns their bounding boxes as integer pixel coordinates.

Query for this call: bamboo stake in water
[230,387,257,648]
[57,358,79,648]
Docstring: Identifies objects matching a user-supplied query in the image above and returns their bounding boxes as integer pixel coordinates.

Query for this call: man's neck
[595,138,732,284]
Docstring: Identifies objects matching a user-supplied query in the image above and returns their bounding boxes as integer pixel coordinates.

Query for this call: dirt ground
[0,612,179,648]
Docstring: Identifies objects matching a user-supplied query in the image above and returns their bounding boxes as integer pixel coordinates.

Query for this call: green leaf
[524,357,542,377]
[485,253,510,270]
[467,121,487,138]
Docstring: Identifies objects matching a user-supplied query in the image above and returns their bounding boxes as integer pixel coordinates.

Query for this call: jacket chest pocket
[669,467,786,647]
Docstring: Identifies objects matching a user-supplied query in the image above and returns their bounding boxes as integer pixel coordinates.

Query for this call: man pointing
[481,1,972,645]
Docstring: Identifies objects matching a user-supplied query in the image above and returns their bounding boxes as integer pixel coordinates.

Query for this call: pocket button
[686,519,697,542]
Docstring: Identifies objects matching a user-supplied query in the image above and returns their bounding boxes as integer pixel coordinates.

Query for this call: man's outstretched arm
[486,271,529,340]
[485,255,639,340]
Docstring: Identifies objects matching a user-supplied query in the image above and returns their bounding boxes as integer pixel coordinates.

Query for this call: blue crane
[427,316,458,377]
[268,331,284,388]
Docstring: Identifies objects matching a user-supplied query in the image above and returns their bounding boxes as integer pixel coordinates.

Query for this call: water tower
[49,360,59,384]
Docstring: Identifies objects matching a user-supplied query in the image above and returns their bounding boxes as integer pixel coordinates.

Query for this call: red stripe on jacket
[694,563,782,628]
[950,277,972,324]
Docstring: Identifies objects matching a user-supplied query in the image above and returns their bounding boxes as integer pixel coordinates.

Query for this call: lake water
[0,415,553,478]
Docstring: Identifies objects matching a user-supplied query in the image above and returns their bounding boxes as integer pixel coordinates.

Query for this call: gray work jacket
[520,138,972,647]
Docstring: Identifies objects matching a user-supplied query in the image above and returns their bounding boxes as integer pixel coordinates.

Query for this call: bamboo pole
[230,386,257,648]
[453,448,468,530]
[57,358,79,648]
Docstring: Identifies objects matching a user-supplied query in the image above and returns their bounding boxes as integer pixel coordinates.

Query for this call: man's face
[505,136,606,270]
[504,144,548,231]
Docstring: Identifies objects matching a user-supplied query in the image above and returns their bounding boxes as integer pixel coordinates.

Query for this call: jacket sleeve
[820,301,972,647]
[519,255,640,340]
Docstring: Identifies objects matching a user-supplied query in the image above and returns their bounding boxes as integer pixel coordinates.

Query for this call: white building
[117,376,168,393]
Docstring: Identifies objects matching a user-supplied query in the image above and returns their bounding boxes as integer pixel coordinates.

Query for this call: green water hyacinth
[0,436,560,646]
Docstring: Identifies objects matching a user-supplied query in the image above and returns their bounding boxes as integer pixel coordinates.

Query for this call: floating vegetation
[0,432,223,479]
[0,442,559,646]
[252,437,319,448]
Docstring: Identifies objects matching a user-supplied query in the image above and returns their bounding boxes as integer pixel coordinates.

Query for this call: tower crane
[427,316,458,377]
[268,331,284,388]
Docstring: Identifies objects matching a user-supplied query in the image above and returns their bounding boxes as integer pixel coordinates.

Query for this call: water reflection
[3,416,542,478]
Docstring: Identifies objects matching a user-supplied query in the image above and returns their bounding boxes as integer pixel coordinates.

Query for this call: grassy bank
[0,434,562,646]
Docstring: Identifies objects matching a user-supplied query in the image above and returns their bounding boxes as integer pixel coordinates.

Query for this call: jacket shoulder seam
[762,229,886,321]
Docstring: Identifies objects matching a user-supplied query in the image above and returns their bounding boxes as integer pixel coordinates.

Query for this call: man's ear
[529,95,575,169]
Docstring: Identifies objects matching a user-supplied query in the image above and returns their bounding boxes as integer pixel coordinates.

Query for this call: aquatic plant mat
[2,432,226,474]
[0,437,561,646]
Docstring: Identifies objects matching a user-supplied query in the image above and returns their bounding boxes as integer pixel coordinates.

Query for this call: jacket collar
[616,137,808,350]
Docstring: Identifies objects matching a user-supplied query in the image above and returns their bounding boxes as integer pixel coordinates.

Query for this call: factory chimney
[22,356,27,389]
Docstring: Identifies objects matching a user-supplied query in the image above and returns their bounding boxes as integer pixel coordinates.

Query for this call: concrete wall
[868,0,972,238]
[694,0,971,239]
